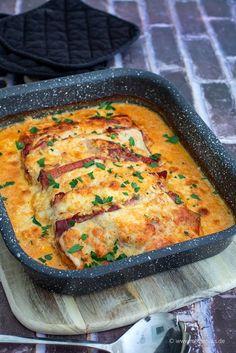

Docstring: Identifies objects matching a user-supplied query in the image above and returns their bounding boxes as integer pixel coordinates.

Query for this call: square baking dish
[0,69,235,295]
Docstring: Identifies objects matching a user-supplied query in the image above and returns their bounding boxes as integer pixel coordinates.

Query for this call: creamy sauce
[0,103,234,269]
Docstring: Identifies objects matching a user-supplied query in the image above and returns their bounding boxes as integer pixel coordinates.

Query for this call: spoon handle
[0,335,113,352]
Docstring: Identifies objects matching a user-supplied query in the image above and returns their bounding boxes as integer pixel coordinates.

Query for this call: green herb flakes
[81,233,88,241]
[68,220,76,227]
[175,195,183,205]
[163,134,179,144]
[88,171,95,180]
[149,162,159,168]
[92,195,113,206]
[37,158,45,168]
[32,216,51,237]
[131,182,140,193]
[191,193,201,200]
[177,174,186,179]
[96,162,106,170]
[47,174,60,189]
[129,136,135,147]
[150,153,161,161]
[110,133,117,140]
[30,126,39,134]
[0,181,15,189]
[64,118,74,123]
[67,244,83,254]
[38,254,53,263]
[98,101,115,111]
[133,171,144,180]
[15,141,25,150]
[52,116,61,124]
[83,160,95,168]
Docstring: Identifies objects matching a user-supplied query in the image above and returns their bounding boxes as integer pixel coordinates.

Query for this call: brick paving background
[0,1,235,353]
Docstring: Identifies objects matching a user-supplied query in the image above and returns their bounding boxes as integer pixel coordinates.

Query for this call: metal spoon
[0,313,190,353]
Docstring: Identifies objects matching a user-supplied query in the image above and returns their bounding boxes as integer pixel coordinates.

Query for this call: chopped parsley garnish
[0,181,15,189]
[81,233,88,241]
[110,133,117,140]
[1,196,7,201]
[191,183,197,188]
[88,171,95,180]
[68,220,76,227]
[83,160,95,168]
[123,192,129,196]
[131,182,140,193]
[163,134,179,144]
[52,116,61,124]
[29,126,39,134]
[70,179,78,188]
[96,162,106,170]
[38,254,53,263]
[92,195,113,206]
[113,162,122,167]
[41,225,51,237]
[47,174,60,189]
[133,171,144,180]
[175,195,183,204]
[213,190,219,195]
[129,136,135,147]
[37,158,45,168]
[15,141,25,150]
[69,176,83,188]
[149,162,159,168]
[178,174,186,179]
[32,216,51,237]
[150,153,161,161]
[95,111,101,117]
[191,193,201,200]
[107,168,113,174]
[64,118,74,123]
[121,183,127,188]
[47,139,56,147]
[127,165,134,169]
[98,101,115,111]
[67,244,83,254]
[86,240,127,267]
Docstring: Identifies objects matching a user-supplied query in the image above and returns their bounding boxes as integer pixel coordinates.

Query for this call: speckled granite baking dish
[0,69,235,295]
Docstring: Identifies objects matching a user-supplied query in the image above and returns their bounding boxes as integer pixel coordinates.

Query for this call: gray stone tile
[122,37,147,70]
[160,69,194,105]
[203,83,236,137]
[0,0,16,14]
[146,0,171,24]
[185,38,223,79]
[175,1,206,34]
[114,1,142,30]
[211,19,236,56]
[223,144,236,160]
[152,27,183,67]
[201,0,231,17]
[21,0,48,12]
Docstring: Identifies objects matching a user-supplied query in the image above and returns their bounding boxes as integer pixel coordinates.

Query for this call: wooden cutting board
[0,235,236,335]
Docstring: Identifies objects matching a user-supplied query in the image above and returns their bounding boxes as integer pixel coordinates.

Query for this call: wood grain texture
[0,235,235,335]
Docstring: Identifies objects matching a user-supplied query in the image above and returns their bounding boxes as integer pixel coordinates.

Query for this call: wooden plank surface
[0,234,235,335]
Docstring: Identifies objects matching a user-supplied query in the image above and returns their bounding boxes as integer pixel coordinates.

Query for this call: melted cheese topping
[0,103,234,270]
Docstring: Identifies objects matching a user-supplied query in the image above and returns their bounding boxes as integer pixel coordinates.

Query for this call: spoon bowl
[0,312,190,353]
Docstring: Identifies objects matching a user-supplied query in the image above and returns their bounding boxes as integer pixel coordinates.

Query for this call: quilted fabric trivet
[0,0,140,70]
[0,42,108,78]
